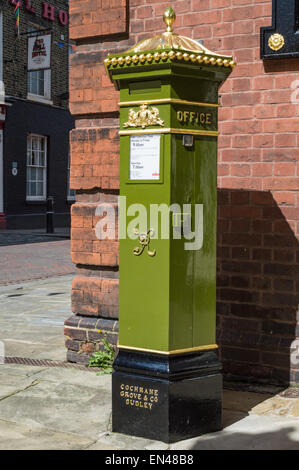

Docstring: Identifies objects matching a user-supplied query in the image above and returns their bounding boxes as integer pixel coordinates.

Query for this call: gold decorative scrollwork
[123,104,164,129]
[268,33,285,51]
[133,229,156,257]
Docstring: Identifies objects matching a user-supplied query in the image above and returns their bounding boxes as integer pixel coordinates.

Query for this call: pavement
[0,274,298,451]
[0,363,299,450]
[0,230,74,285]
[0,276,73,361]
[0,230,299,450]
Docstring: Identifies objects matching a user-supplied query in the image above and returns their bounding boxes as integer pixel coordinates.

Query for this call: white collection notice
[130,134,161,180]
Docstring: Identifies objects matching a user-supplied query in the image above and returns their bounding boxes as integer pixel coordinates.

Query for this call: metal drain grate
[4,356,103,372]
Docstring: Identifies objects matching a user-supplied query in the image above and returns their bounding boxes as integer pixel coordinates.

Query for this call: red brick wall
[70,126,119,191]
[69,0,128,41]
[67,0,299,384]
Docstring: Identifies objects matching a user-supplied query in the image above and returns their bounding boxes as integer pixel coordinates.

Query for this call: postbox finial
[163,7,176,33]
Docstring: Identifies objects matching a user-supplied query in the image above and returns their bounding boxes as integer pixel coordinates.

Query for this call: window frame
[26,133,48,202]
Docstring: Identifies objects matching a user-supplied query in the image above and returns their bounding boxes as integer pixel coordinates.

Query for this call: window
[67,152,75,200]
[26,134,47,200]
[28,70,44,96]
[28,67,51,101]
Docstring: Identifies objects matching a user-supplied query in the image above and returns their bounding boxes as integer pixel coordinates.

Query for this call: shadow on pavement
[222,389,274,428]
[188,424,299,450]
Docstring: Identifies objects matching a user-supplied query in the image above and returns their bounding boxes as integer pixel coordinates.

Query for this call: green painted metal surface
[109,37,232,353]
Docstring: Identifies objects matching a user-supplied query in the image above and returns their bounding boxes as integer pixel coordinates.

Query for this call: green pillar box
[105,8,235,443]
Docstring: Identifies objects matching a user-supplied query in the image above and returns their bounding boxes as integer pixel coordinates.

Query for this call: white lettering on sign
[130,134,161,180]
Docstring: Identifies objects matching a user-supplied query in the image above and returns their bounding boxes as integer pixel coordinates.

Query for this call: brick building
[66,0,299,387]
[0,0,74,229]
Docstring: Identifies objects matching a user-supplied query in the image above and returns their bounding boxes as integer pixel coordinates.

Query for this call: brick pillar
[64,0,128,363]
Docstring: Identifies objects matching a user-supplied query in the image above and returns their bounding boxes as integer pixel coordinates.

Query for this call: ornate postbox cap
[105,7,236,84]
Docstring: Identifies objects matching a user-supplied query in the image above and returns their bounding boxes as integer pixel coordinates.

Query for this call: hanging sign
[27,33,51,71]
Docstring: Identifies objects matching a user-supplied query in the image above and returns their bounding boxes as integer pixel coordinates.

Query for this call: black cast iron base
[112,348,222,443]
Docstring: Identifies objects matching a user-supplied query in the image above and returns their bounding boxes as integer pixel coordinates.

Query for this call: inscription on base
[120,383,159,411]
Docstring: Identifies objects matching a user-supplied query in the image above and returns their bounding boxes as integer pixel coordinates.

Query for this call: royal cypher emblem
[123,104,164,129]
[133,229,156,257]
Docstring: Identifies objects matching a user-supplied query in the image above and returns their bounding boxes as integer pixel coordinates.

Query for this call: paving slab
[0,364,111,444]
[0,374,41,400]
[0,364,45,378]
[0,419,95,450]
[0,364,298,450]
[170,414,299,450]
[251,394,299,418]
[88,432,169,451]
[0,276,73,361]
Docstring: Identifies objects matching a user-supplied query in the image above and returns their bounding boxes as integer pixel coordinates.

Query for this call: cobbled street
[0,231,74,286]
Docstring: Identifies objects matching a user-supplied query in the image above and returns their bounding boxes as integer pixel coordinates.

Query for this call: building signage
[10,1,68,26]
[28,33,51,71]
[130,134,161,180]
